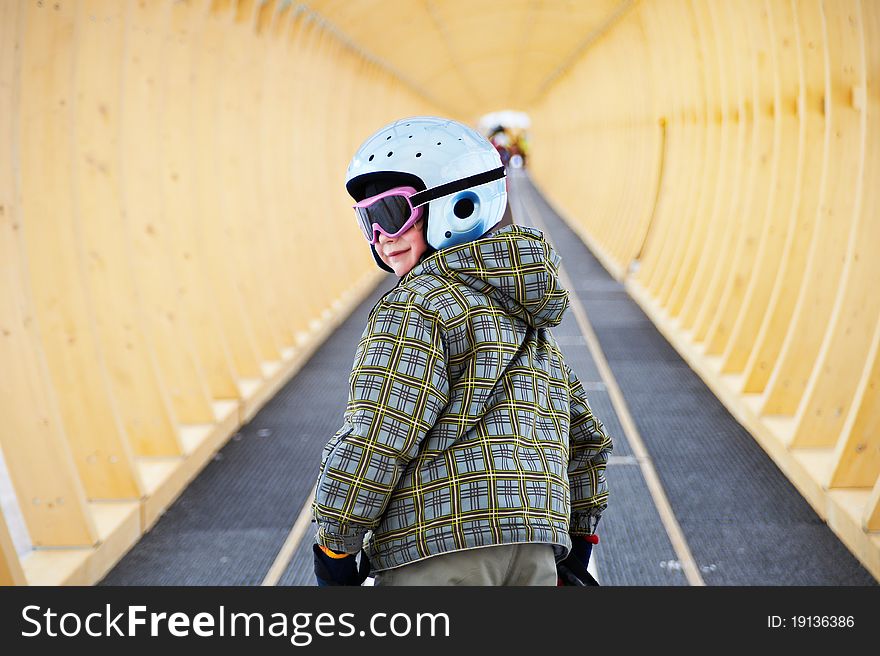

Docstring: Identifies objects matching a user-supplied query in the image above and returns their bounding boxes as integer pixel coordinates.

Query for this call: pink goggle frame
[352,185,425,245]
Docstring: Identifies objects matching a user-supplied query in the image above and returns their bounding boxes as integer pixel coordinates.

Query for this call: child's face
[376,218,428,277]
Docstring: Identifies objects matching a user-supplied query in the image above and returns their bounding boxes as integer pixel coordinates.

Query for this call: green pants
[373,543,557,586]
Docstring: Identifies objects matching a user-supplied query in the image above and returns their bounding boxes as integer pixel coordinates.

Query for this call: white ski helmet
[346,116,507,258]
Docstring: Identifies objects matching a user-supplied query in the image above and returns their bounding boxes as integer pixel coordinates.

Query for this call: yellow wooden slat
[633,4,700,305]
[741,0,827,395]
[829,320,880,488]
[664,0,730,319]
[604,18,657,267]
[721,0,802,375]
[866,478,880,531]
[192,0,263,382]
[327,37,368,294]
[653,0,707,313]
[259,0,307,348]
[703,0,777,357]
[826,0,880,484]
[11,0,108,546]
[163,0,241,402]
[760,0,864,416]
[0,510,26,586]
[789,0,879,448]
[122,0,215,426]
[307,23,358,307]
[238,1,291,358]
[68,0,146,497]
[0,3,96,548]
[215,0,285,365]
[678,0,724,328]
[681,0,751,337]
[287,14,329,329]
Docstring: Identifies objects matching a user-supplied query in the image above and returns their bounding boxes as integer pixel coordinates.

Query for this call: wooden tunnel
[530,0,880,579]
[1,0,878,584]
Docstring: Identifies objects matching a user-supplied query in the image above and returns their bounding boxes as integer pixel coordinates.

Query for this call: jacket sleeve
[312,290,449,554]
[566,364,612,536]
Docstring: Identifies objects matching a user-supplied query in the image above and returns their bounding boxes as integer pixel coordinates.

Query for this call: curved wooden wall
[2,0,877,585]
[529,0,880,580]
[0,0,433,584]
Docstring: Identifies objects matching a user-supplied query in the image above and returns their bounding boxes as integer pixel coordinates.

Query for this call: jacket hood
[409,225,570,329]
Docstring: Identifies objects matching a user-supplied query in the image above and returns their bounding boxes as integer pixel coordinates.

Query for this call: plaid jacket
[313,225,612,571]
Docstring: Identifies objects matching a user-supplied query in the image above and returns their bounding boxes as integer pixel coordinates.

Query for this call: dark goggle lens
[354,195,414,240]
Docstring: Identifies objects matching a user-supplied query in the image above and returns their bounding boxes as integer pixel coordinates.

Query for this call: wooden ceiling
[304,0,633,119]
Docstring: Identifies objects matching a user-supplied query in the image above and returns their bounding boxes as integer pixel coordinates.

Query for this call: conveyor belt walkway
[100,172,876,586]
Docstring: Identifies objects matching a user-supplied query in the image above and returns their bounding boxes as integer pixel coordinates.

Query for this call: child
[312,116,612,586]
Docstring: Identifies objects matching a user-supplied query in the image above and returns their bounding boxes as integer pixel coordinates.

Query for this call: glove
[313,544,371,586]
[557,534,599,586]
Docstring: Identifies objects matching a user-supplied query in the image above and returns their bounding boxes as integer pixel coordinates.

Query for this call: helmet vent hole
[387,151,393,157]
[415,152,422,158]
[436,142,442,145]
[408,135,413,138]
[445,231,452,238]
[368,154,374,161]
[454,198,475,218]
[386,135,391,140]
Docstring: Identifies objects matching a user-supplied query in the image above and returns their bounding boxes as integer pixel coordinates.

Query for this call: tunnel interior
[0,0,878,585]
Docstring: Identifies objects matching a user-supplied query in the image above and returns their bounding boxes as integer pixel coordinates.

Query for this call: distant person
[489,125,512,167]
[311,116,612,586]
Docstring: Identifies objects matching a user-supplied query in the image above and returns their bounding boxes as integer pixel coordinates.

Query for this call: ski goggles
[353,166,506,244]
[354,186,424,244]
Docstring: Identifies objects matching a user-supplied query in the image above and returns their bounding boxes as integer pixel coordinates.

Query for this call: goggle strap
[410,166,506,208]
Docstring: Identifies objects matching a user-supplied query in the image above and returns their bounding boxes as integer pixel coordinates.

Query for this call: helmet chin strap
[370,244,394,273]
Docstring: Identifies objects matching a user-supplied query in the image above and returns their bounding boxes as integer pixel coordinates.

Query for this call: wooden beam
[0,512,26,586]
